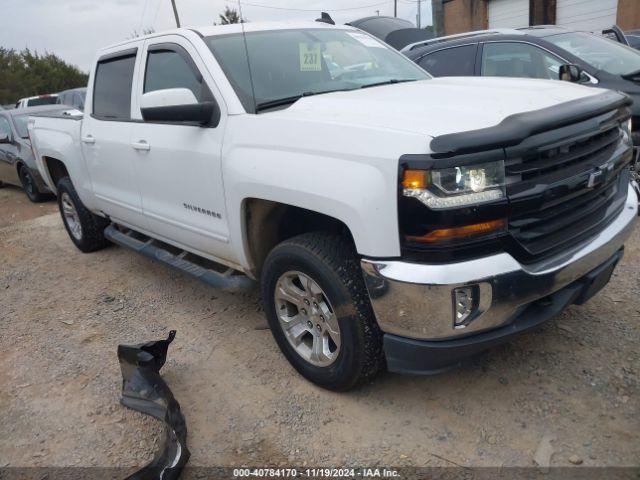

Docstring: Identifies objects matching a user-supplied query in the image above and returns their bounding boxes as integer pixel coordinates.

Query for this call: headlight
[402,160,506,209]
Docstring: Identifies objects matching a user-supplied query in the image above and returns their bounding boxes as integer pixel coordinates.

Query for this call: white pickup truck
[29,21,638,390]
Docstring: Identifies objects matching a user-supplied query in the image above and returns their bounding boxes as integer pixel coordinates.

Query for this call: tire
[261,232,384,391]
[18,165,47,203]
[56,176,110,253]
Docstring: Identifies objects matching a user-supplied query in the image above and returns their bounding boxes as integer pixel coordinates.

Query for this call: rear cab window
[92,49,137,120]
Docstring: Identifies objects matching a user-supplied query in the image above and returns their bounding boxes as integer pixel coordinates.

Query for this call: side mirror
[140,88,220,127]
[0,132,10,144]
[559,64,582,83]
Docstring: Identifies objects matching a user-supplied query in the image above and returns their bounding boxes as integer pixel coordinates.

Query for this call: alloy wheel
[61,192,83,240]
[274,271,341,367]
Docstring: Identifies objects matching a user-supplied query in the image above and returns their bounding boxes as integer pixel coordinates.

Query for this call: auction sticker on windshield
[299,43,322,71]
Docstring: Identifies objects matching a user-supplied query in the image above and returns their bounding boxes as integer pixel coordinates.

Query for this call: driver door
[130,36,233,262]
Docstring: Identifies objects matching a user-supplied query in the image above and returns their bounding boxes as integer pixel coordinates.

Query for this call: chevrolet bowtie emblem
[587,163,613,188]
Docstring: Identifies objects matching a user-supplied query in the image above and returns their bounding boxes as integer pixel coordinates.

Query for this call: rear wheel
[18,166,47,203]
[262,232,384,391]
[56,177,110,253]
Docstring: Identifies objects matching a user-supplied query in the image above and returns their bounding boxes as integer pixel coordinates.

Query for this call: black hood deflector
[429,90,632,158]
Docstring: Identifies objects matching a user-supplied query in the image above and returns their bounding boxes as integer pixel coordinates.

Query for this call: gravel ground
[1,186,639,470]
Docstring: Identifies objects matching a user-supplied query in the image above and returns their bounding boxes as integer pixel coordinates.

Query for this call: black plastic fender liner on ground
[118,330,190,480]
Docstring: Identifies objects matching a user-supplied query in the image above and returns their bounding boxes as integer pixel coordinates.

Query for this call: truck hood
[271,77,605,139]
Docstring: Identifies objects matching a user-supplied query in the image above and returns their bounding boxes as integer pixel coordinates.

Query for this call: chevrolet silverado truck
[28,22,638,390]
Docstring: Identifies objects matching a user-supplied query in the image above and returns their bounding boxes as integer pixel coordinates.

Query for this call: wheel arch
[41,156,69,193]
[241,198,357,278]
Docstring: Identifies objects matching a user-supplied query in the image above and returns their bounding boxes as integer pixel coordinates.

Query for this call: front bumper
[362,184,638,370]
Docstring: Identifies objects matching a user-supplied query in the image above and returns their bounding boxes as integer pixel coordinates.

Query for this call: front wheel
[56,177,110,253]
[261,232,384,391]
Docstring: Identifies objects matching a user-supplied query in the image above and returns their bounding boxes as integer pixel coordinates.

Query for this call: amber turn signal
[406,219,506,244]
[402,169,428,190]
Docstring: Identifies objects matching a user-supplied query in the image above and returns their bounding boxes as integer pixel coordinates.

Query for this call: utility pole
[375,9,380,16]
[394,0,397,18]
[170,0,181,27]
[416,0,422,28]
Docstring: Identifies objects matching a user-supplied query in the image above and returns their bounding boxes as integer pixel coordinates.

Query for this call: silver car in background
[0,105,69,201]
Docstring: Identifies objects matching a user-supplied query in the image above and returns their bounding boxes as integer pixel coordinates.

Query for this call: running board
[104,224,255,292]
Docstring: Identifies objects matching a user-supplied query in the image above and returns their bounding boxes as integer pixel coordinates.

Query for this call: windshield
[205,28,429,112]
[13,115,29,138]
[545,32,640,76]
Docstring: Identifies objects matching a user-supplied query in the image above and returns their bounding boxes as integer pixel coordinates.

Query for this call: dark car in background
[404,26,640,145]
[626,30,640,50]
[56,87,86,110]
[0,105,69,202]
[348,16,433,50]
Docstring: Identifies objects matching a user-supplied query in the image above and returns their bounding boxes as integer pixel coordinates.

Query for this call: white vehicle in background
[28,22,637,390]
[15,94,58,109]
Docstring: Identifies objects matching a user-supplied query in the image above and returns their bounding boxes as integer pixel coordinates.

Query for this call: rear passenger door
[416,44,478,76]
[130,35,232,262]
[82,45,146,229]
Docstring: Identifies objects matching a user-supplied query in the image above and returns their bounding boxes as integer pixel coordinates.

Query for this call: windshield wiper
[360,79,416,89]
[255,94,309,113]
[255,89,346,113]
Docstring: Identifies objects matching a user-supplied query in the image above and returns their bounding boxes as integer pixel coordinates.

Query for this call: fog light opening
[453,286,479,329]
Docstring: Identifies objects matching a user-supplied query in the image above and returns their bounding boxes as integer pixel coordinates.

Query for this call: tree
[216,6,245,25]
[0,48,88,104]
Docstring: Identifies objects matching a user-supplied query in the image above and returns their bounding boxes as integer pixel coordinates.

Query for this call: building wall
[617,0,640,30]
[442,0,488,35]
[435,0,640,35]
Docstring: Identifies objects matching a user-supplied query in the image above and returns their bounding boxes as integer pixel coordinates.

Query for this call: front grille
[506,127,620,181]
[507,111,632,262]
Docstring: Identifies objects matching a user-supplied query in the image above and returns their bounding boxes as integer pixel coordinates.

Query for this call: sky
[1,0,433,71]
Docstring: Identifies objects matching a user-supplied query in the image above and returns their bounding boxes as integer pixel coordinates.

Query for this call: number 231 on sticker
[299,43,322,71]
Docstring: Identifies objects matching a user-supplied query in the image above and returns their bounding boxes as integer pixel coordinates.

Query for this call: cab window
[144,46,207,101]
[418,45,477,76]
[481,42,564,80]
[93,53,137,120]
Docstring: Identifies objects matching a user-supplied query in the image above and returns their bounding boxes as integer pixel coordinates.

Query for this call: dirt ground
[1,185,638,471]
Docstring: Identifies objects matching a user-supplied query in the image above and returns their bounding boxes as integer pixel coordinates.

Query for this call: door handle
[132,140,150,151]
[81,135,95,144]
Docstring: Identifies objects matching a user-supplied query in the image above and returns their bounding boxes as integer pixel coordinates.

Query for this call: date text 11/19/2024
[233,468,400,478]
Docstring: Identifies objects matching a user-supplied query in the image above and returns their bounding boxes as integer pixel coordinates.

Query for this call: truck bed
[28,113,84,193]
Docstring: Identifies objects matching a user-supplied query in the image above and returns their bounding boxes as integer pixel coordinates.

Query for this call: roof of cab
[195,20,352,37]
[99,21,352,53]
